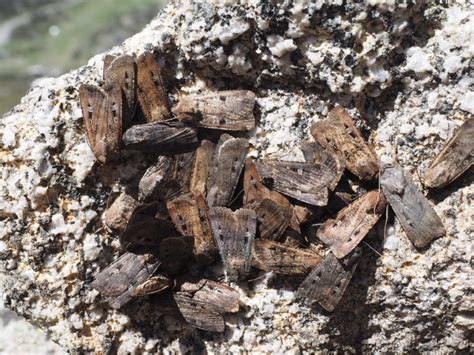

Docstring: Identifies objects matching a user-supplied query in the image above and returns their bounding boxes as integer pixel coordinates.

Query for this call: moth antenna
[383,203,389,241]
[247,272,272,283]
[362,241,382,257]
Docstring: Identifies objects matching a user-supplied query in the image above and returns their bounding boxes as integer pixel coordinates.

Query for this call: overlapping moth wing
[131,274,171,298]
[122,121,198,152]
[103,191,139,231]
[167,193,218,265]
[253,198,292,240]
[91,251,160,309]
[209,207,257,281]
[207,134,249,207]
[190,140,216,196]
[380,163,445,249]
[172,90,256,131]
[173,294,225,332]
[301,140,345,190]
[159,236,194,274]
[255,159,335,206]
[297,250,361,312]
[103,54,137,127]
[136,52,170,122]
[243,159,290,207]
[317,190,386,259]
[423,118,474,188]
[138,156,174,201]
[310,107,379,180]
[79,83,123,164]
[252,239,322,275]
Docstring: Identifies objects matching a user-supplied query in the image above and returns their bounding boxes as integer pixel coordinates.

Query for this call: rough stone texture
[0,1,473,353]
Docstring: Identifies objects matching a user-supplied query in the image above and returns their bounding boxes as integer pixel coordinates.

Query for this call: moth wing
[190,139,216,195]
[138,156,174,201]
[232,208,257,280]
[191,280,240,313]
[174,294,225,332]
[255,198,292,240]
[209,207,235,271]
[102,83,123,163]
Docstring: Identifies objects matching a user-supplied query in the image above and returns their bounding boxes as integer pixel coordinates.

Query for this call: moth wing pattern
[207,135,249,207]
[317,190,386,259]
[173,90,256,131]
[310,107,379,180]
[138,156,174,201]
[181,279,240,314]
[174,293,225,332]
[209,207,256,281]
[424,117,474,188]
[254,198,292,240]
[190,139,216,195]
[297,251,360,312]
[380,163,445,248]
[131,274,171,297]
[136,52,170,122]
[252,239,322,275]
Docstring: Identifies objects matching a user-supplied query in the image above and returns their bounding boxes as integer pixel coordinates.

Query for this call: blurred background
[0,0,165,353]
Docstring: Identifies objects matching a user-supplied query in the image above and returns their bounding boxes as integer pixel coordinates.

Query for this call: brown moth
[207,134,249,207]
[131,274,171,298]
[172,90,256,131]
[103,191,139,232]
[253,198,292,240]
[103,54,137,127]
[380,163,445,249]
[209,207,257,281]
[423,117,474,188]
[138,156,174,201]
[91,251,161,309]
[159,236,195,275]
[310,106,379,180]
[255,159,335,206]
[297,250,361,312]
[136,51,170,122]
[173,294,225,332]
[252,239,322,275]
[301,140,345,190]
[167,193,218,265]
[102,54,117,76]
[317,190,386,259]
[243,159,290,207]
[122,121,198,152]
[79,83,123,164]
[190,140,216,196]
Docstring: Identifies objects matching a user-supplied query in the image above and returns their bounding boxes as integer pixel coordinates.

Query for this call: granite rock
[0,1,472,353]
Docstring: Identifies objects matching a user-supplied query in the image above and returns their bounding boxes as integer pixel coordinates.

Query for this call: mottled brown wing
[122,121,198,152]
[91,252,160,309]
[172,90,256,131]
[103,191,139,231]
[167,193,217,265]
[297,251,360,312]
[103,54,137,127]
[252,239,322,275]
[136,52,170,122]
[173,294,225,332]
[424,118,474,188]
[159,236,194,275]
[310,107,379,180]
[254,198,292,240]
[190,140,216,195]
[209,207,256,281]
[207,135,249,207]
[380,163,445,249]
[317,190,386,259]
[255,160,333,206]
[138,156,174,201]
[131,274,171,297]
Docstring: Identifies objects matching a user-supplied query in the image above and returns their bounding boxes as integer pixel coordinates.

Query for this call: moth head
[172,101,201,123]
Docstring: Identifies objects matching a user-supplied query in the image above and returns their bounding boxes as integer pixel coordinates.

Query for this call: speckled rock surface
[1,1,473,353]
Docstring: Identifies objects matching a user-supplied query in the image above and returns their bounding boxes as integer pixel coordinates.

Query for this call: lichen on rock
[0,1,473,353]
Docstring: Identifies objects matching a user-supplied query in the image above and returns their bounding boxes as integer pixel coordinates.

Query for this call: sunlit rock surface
[0,1,472,353]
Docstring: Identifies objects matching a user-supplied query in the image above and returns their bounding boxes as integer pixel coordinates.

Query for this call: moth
[252,239,322,275]
[103,54,137,127]
[310,106,379,180]
[103,191,139,232]
[243,159,290,207]
[297,250,361,312]
[91,251,165,309]
[121,203,178,246]
[167,193,218,265]
[255,159,336,206]
[122,121,198,152]
[174,279,239,332]
[79,83,123,164]
[172,90,256,131]
[138,152,195,202]
[136,51,170,122]
[380,163,446,249]
[159,236,195,275]
[253,198,292,240]
[190,139,216,196]
[317,190,386,259]
[423,117,474,188]
[207,134,249,207]
[209,207,257,281]
[301,140,345,190]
